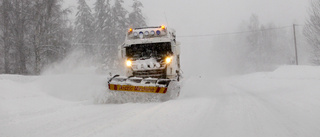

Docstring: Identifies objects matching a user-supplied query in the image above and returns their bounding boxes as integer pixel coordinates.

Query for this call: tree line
[0,0,146,74]
[304,0,320,65]
[232,0,320,73]
[234,14,295,72]
[243,0,320,69]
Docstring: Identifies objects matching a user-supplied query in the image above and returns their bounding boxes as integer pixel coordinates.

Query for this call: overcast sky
[64,0,309,36]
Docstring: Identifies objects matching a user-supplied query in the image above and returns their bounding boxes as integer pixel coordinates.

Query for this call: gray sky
[64,0,309,36]
[141,0,309,36]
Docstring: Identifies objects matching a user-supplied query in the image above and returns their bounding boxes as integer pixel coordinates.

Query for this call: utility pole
[293,24,299,65]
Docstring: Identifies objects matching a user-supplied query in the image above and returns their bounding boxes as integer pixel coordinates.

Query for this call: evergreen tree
[128,0,146,28]
[75,0,94,54]
[100,0,128,70]
[111,0,128,44]
[93,0,107,44]
[103,0,112,42]
[93,0,113,67]
[0,0,149,74]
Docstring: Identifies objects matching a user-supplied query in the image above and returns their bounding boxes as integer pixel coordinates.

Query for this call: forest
[0,0,146,74]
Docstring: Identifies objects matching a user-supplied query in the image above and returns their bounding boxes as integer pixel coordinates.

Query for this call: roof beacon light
[150,30,155,35]
[133,32,138,37]
[139,31,144,38]
[156,30,161,35]
[161,25,166,29]
[128,28,133,32]
[144,31,149,36]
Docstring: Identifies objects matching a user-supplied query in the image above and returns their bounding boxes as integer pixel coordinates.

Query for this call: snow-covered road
[1,66,320,137]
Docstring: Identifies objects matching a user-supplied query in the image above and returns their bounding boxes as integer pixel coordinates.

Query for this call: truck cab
[119,25,181,80]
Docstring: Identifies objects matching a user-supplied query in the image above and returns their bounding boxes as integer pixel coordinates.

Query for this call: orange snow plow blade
[107,75,171,94]
[108,84,167,94]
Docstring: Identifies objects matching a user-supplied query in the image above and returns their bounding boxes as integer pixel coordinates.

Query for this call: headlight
[126,60,132,67]
[165,57,172,64]
[156,30,161,35]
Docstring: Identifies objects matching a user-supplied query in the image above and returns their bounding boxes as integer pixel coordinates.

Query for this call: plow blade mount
[108,76,171,94]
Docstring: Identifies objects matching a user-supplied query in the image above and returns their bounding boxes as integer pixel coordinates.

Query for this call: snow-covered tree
[128,0,146,28]
[246,14,263,71]
[111,0,128,43]
[93,0,107,44]
[0,0,12,73]
[0,0,149,74]
[304,0,320,65]
[29,0,72,74]
[92,0,114,69]
[75,0,94,54]
[103,0,112,42]
[243,14,293,72]
[97,0,128,70]
[0,0,72,74]
[0,0,33,74]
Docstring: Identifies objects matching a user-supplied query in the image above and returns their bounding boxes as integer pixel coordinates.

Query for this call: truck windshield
[126,42,173,60]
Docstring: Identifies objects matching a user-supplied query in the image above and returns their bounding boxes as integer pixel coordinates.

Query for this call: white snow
[132,58,162,70]
[1,65,320,137]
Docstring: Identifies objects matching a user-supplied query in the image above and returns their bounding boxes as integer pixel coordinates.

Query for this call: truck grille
[133,69,166,78]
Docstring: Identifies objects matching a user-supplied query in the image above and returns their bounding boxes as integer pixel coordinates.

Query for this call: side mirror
[118,44,126,59]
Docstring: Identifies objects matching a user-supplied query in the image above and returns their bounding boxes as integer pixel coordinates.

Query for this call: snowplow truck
[108,25,181,101]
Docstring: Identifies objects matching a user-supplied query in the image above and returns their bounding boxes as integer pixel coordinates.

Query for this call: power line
[294,23,320,27]
[72,43,118,46]
[178,25,292,38]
